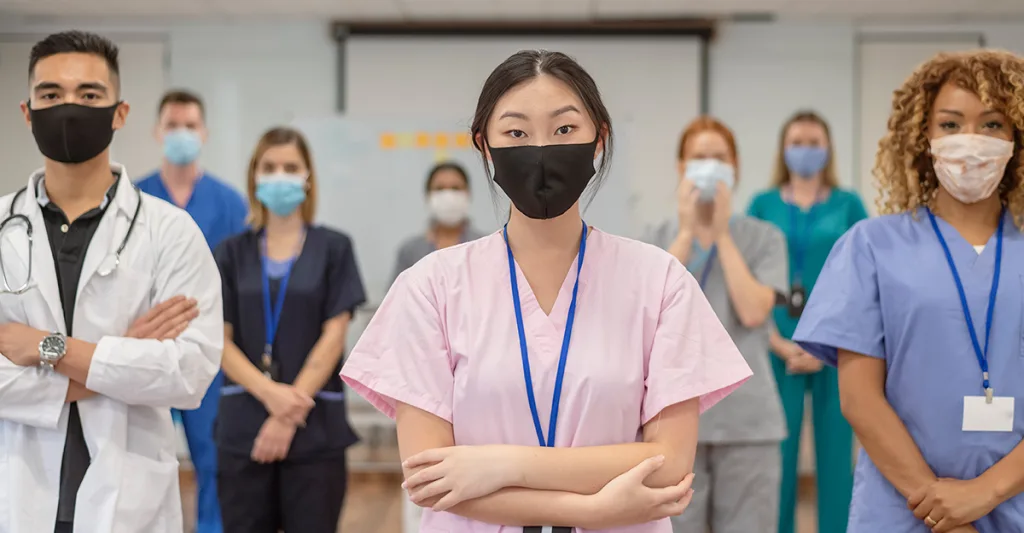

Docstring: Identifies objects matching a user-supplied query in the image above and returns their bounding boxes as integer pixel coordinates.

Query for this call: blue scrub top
[136,171,248,250]
[213,226,366,459]
[794,209,1024,533]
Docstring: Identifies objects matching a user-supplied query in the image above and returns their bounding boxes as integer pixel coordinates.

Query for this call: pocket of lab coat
[75,446,180,533]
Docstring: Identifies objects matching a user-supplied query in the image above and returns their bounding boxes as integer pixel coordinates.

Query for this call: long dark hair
[470,50,614,206]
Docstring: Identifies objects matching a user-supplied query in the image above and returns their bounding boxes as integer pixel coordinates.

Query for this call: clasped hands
[251,382,315,464]
[908,478,1000,533]
[400,445,695,528]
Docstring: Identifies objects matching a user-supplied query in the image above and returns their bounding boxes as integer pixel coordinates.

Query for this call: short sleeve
[750,223,789,295]
[213,239,239,327]
[792,222,884,366]
[642,262,752,423]
[324,233,367,319]
[341,258,454,421]
[746,193,764,219]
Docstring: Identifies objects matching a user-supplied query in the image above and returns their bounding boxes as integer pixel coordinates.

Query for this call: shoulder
[749,188,782,207]
[134,171,160,189]
[397,233,430,255]
[202,174,248,205]
[141,193,201,237]
[730,216,785,248]
[309,225,356,253]
[837,211,918,252]
[831,188,866,207]
[589,229,689,290]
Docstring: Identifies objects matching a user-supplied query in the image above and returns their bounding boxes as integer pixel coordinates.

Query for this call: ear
[474,132,491,162]
[112,101,130,131]
[594,123,610,159]
[20,100,30,130]
[676,159,687,178]
[198,125,209,143]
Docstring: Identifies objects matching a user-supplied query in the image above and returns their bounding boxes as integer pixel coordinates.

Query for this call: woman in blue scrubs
[795,49,1024,533]
[748,110,867,533]
[214,127,366,533]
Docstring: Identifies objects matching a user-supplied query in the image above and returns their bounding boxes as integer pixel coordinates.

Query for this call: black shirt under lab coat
[213,225,365,459]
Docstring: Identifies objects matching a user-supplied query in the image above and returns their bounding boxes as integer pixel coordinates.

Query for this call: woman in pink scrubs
[341,50,752,532]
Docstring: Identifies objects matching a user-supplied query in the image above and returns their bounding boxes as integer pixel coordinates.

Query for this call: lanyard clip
[985,387,994,404]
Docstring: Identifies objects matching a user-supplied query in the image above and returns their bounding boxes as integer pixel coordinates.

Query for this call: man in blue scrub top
[137,90,248,533]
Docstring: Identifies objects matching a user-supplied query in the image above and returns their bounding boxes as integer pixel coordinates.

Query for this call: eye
[984,120,1005,130]
[939,121,960,131]
[284,164,302,173]
[505,129,526,139]
[555,125,575,135]
[81,93,101,101]
[39,93,57,100]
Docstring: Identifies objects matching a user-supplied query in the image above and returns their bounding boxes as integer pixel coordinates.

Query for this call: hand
[250,417,297,464]
[127,295,198,340]
[787,352,824,375]
[259,382,314,427]
[711,182,733,239]
[402,445,513,511]
[676,179,700,233]
[0,323,48,367]
[909,478,998,532]
[582,456,695,529]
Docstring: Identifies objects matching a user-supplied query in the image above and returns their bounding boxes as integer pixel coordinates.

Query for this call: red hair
[677,116,740,172]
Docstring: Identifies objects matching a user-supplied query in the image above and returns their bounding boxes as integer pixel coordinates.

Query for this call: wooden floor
[181,458,819,533]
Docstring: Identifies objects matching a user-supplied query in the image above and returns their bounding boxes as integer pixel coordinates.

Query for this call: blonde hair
[770,110,840,188]
[873,49,1024,226]
[246,127,318,229]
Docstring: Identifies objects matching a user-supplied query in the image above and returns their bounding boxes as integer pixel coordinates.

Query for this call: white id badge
[963,396,1014,432]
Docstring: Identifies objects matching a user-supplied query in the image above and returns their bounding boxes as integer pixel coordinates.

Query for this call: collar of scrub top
[927,207,1005,403]
[504,220,587,448]
[782,187,829,284]
[687,216,738,290]
[11,164,143,333]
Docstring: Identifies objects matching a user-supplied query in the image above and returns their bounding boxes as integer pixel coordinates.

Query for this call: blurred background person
[214,127,365,533]
[747,110,869,533]
[391,161,483,282]
[795,49,1024,533]
[136,89,249,533]
[649,116,788,533]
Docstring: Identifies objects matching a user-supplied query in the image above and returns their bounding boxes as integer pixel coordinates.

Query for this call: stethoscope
[0,184,142,295]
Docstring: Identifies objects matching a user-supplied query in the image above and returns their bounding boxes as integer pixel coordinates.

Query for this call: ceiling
[2,0,1024,20]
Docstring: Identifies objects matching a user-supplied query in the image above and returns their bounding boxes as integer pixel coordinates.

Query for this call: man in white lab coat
[0,30,223,533]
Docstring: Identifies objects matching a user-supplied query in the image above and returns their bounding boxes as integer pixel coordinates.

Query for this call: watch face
[41,335,66,358]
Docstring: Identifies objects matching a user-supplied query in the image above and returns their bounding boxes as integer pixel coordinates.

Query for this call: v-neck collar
[928,208,1009,272]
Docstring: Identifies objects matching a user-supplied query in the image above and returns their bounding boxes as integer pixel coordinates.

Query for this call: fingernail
[654,455,665,463]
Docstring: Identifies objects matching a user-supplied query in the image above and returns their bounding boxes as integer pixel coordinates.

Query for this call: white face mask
[685,158,735,203]
[428,189,471,227]
[930,134,1014,204]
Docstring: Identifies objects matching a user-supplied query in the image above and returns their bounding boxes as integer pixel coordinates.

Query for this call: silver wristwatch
[38,332,67,371]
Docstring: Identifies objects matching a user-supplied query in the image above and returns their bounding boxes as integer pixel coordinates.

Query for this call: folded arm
[397,398,698,526]
[838,349,937,498]
[83,215,223,409]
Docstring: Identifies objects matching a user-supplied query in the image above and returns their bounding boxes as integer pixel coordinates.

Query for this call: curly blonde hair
[873,49,1024,226]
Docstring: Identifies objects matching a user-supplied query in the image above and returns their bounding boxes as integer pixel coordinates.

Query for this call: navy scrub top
[213,225,366,459]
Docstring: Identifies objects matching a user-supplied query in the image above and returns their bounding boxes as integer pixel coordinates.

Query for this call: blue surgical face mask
[784,146,829,179]
[256,173,308,216]
[685,158,735,202]
[162,128,202,166]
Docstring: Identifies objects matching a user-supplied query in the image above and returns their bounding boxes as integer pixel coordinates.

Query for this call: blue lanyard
[788,202,820,283]
[927,208,1003,401]
[260,236,299,361]
[504,221,587,447]
[693,245,717,289]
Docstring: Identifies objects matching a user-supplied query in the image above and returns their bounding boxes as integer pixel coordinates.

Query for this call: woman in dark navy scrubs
[214,127,366,533]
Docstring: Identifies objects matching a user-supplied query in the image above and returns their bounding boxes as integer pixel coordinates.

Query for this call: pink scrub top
[341,228,752,533]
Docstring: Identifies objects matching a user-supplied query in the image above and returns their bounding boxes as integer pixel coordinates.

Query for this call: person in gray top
[391,161,485,284]
[649,117,788,533]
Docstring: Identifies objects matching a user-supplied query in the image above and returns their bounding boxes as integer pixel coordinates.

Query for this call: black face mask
[29,102,120,164]
[489,138,599,220]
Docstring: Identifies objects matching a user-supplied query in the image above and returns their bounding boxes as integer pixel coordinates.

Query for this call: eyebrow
[32,81,108,93]
[497,105,582,121]
[937,108,1002,117]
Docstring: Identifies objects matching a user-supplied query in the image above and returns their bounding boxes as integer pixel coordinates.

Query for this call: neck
[506,204,583,257]
[43,154,114,210]
[432,221,465,240]
[933,187,1003,239]
[789,176,823,197]
[265,211,305,237]
[161,161,201,189]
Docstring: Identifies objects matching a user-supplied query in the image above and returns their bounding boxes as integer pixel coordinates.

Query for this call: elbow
[736,289,775,329]
[644,444,695,489]
[838,388,875,428]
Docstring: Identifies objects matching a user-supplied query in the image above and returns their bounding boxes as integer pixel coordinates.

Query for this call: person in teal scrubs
[747,110,868,533]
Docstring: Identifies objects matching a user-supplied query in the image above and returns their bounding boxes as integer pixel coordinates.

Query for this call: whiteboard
[0,36,167,190]
[292,115,631,305]
[344,35,703,240]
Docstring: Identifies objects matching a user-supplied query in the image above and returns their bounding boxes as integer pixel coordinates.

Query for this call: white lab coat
[0,165,223,533]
